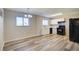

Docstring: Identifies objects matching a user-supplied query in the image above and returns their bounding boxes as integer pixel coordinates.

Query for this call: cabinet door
[74,20,79,43]
[69,18,79,43]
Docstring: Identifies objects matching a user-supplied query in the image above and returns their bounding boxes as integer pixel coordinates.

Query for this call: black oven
[57,26,65,35]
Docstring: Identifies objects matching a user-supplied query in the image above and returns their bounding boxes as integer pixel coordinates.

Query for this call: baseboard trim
[5,34,43,44]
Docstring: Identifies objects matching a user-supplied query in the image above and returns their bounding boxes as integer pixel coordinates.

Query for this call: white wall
[42,26,49,35]
[4,10,41,42]
[0,9,4,50]
[41,19,50,35]
[4,9,52,43]
[35,16,43,35]
[4,9,51,43]
[35,16,50,35]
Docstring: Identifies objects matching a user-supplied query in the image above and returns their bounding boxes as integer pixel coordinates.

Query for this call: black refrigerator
[69,18,79,43]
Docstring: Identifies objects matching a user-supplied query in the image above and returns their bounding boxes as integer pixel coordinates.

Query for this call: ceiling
[5,8,79,18]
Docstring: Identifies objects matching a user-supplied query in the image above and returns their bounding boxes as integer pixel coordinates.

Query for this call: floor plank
[3,34,79,51]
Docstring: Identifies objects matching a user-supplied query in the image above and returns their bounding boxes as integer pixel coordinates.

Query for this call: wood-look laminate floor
[3,34,79,51]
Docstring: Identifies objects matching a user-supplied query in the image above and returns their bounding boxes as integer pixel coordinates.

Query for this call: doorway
[49,28,53,34]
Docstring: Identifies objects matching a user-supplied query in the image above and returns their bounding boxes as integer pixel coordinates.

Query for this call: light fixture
[24,14,27,17]
[24,8,32,18]
[28,14,32,18]
[51,13,63,17]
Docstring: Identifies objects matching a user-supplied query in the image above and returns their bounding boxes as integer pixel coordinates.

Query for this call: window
[42,19,48,26]
[16,17,23,26]
[16,17,29,26]
[24,18,29,26]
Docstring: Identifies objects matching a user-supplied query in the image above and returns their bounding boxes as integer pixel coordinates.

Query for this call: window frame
[42,19,49,26]
[23,17,29,26]
[16,16,29,27]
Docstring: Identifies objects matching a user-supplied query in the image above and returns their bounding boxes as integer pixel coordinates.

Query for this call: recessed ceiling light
[28,15,32,18]
[51,13,63,17]
[24,14,27,17]
[24,14,32,18]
